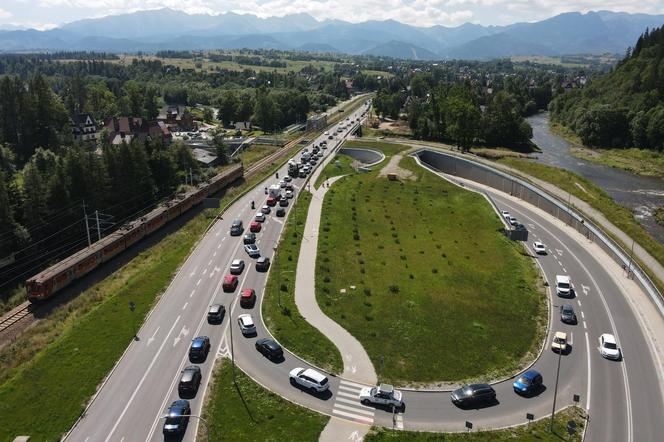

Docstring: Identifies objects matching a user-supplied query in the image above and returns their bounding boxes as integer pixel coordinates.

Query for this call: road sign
[573,394,580,403]
[526,413,534,422]
[465,421,473,431]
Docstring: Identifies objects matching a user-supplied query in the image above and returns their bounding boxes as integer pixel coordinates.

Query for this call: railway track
[0,302,33,333]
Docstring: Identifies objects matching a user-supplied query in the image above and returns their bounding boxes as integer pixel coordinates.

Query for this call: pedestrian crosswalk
[332,379,375,424]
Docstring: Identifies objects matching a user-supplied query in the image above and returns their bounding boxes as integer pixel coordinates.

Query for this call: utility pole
[95,210,101,241]
[83,201,91,247]
[229,308,236,386]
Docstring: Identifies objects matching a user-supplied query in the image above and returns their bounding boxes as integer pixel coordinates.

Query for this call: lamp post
[550,344,563,432]
[161,414,210,442]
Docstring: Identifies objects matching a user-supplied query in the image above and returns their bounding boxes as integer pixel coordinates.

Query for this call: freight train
[26,164,244,302]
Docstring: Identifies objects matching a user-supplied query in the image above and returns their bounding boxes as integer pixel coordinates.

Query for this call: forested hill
[550,25,664,150]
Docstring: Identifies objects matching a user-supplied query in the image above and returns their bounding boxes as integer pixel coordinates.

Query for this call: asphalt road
[66,102,664,442]
[66,103,372,442]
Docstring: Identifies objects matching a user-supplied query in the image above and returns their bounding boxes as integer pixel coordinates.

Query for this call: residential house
[70,113,99,143]
[234,121,252,131]
[103,117,172,146]
[158,105,197,131]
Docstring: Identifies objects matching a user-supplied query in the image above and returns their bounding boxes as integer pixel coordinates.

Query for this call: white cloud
[2,0,664,28]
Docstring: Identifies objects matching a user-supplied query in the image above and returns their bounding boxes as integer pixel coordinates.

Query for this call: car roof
[231,259,242,264]
[169,399,189,413]
[556,275,570,283]
[378,384,394,394]
[302,368,327,383]
[258,256,268,262]
[554,331,567,339]
[601,333,616,343]
[241,288,254,297]
[238,314,253,325]
[522,369,540,379]
[224,274,237,281]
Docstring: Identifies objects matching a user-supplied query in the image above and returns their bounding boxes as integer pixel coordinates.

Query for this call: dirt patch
[379,154,415,181]
[377,118,411,135]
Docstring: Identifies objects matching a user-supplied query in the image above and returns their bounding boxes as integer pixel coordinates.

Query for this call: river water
[527,113,664,244]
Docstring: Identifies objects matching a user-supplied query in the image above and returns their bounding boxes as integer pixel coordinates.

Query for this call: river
[527,113,664,244]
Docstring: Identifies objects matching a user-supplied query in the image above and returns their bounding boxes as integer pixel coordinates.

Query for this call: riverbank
[550,120,664,178]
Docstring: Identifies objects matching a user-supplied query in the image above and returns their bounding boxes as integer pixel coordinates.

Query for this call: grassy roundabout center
[316,149,546,385]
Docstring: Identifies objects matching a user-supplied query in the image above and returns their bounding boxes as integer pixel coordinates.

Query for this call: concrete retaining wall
[339,147,384,167]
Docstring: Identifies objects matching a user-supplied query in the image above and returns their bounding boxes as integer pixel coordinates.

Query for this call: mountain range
[0,9,662,60]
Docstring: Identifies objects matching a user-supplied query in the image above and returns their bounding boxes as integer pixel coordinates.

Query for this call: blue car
[513,370,543,396]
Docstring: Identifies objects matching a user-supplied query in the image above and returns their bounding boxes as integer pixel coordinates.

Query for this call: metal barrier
[414,148,664,318]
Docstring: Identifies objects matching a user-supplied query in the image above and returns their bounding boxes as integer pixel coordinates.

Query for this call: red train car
[26,164,243,302]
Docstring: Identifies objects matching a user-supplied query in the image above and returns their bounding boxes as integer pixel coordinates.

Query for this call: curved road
[65,104,663,441]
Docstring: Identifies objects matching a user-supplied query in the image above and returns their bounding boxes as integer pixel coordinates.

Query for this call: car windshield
[517,376,531,385]
[164,415,181,425]
[555,336,566,343]
[605,342,617,349]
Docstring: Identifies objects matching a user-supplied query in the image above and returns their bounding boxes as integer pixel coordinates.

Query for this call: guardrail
[413,148,664,318]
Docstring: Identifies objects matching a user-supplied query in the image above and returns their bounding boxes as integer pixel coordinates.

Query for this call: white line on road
[213,251,217,257]
[182,302,188,310]
[147,326,160,347]
[581,311,585,319]
[189,290,195,298]
[334,403,374,416]
[208,259,212,266]
[202,268,208,275]
[332,409,373,423]
[583,321,587,329]
[104,315,181,442]
[217,243,221,249]
[585,331,591,411]
[562,267,566,272]
[196,278,201,286]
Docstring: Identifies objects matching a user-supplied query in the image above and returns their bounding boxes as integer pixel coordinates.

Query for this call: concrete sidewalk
[295,148,377,442]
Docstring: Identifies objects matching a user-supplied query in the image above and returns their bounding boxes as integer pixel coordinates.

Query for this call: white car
[279,180,287,188]
[237,314,256,336]
[599,334,621,360]
[255,212,265,222]
[322,144,327,149]
[360,384,404,409]
[229,259,245,275]
[532,242,546,254]
[285,190,294,199]
[508,216,518,226]
[501,210,510,219]
[244,244,260,257]
[261,205,271,214]
[283,175,292,182]
[324,131,329,136]
[289,367,329,393]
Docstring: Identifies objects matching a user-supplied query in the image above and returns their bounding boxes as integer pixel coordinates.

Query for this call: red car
[266,196,277,207]
[249,220,262,232]
[222,274,238,292]
[240,288,256,308]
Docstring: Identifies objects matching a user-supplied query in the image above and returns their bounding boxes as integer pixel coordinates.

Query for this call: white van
[555,275,572,297]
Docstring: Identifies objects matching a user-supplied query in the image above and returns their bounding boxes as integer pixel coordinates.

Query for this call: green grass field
[201,359,328,441]
[314,153,356,188]
[498,158,664,294]
[262,191,343,373]
[572,147,664,178]
[367,407,585,441]
[316,155,545,385]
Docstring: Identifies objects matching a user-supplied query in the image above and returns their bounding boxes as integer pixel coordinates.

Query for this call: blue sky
[1,0,663,30]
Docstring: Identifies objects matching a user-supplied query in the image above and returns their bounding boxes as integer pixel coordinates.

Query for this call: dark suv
[451,384,496,408]
[230,219,243,236]
[178,366,202,398]
[207,304,225,324]
[189,336,210,362]
[163,400,191,435]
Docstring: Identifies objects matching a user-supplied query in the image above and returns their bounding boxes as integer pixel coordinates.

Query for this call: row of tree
[550,26,664,150]
[0,138,201,286]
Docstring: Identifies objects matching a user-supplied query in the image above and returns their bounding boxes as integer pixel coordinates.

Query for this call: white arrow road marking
[581,284,590,296]
[345,353,353,361]
[189,266,198,278]
[210,266,220,278]
[147,326,160,347]
[556,248,563,256]
[350,365,357,373]
[172,325,190,347]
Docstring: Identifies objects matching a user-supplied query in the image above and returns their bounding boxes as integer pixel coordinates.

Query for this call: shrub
[389,285,400,294]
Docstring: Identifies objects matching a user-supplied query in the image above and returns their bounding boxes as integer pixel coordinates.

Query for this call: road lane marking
[338,384,361,394]
[147,326,160,347]
[585,331,591,410]
[339,379,368,389]
[202,268,208,275]
[104,315,181,442]
[208,259,213,266]
[581,311,585,319]
[188,266,198,278]
[335,396,373,409]
[337,390,361,400]
[395,414,404,430]
[334,403,374,416]
[172,325,190,347]
[196,278,201,286]
[213,251,217,257]
[562,267,566,272]
[332,409,373,423]
[182,302,188,310]
[583,321,587,329]
[189,289,195,298]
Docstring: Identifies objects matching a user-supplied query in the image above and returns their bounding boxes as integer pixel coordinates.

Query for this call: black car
[243,232,256,245]
[189,336,210,362]
[230,219,243,236]
[560,304,577,324]
[276,207,286,217]
[279,198,289,207]
[256,256,270,272]
[178,366,202,398]
[255,338,284,360]
[207,304,225,324]
[163,400,190,435]
[451,384,496,408]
